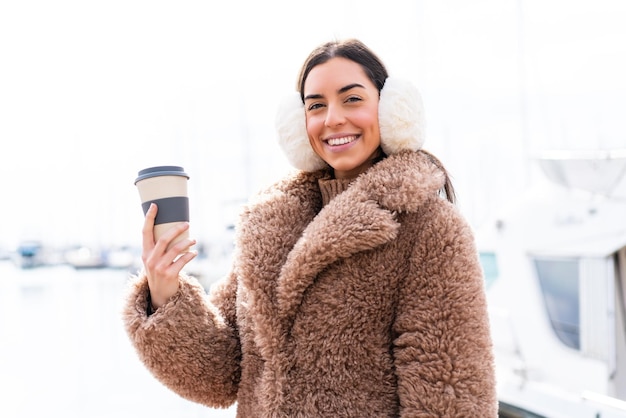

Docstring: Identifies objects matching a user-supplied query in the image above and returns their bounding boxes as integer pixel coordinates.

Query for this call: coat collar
[235,150,445,357]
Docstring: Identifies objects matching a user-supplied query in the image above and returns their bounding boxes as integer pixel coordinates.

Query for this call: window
[534,258,580,350]
[498,401,546,418]
[479,251,499,288]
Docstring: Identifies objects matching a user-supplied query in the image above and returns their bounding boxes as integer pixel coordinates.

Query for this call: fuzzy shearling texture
[378,77,425,155]
[123,150,498,417]
[123,274,241,407]
[275,92,328,172]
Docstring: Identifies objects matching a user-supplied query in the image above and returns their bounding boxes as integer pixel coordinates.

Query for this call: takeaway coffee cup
[135,166,190,251]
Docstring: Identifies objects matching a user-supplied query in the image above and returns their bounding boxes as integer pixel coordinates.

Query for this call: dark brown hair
[297,39,456,203]
[297,39,388,101]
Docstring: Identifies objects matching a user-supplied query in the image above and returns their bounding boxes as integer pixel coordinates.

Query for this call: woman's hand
[142,203,197,309]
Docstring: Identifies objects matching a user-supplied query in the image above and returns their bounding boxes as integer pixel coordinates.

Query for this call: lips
[326,135,358,146]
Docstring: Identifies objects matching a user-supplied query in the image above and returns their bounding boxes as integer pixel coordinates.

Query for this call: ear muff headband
[275,77,425,172]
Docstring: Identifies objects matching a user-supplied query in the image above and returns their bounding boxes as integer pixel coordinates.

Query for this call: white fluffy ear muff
[378,77,425,155]
[275,93,327,172]
[275,76,425,172]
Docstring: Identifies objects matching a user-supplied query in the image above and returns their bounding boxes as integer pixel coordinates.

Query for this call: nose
[324,103,346,127]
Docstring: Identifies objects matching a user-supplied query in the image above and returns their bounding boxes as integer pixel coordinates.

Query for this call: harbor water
[0,260,237,418]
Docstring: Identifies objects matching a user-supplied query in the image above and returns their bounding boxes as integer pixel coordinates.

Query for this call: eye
[345,95,363,103]
[306,102,325,112]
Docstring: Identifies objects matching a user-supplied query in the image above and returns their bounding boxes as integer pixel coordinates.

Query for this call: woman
[124,39,498,417]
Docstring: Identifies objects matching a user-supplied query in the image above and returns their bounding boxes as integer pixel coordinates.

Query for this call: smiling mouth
[326,135,358,146]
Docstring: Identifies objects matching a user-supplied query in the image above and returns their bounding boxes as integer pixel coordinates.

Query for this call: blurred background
[0,0,625,417]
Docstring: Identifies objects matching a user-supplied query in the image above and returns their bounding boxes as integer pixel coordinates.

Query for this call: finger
[170,248,198,272]
[153,222,191,256]
[170,235,197,254]
[155,244,197,279]
[141,203,158,251]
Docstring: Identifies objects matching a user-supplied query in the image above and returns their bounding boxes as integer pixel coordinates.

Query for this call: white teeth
[327,136,356,146]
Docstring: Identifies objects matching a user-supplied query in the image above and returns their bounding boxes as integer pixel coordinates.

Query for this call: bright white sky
[1,0,625,248]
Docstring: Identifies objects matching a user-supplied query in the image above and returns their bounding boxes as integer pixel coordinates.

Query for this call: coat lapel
[235,171,322,357]
[237,151,446,359]
[275,185,400,320]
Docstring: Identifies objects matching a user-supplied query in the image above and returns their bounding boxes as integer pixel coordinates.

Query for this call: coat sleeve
[123,270,241,408]
[393,201,498,417]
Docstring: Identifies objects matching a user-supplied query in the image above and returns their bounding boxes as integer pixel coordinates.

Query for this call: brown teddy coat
[124,150,498,417]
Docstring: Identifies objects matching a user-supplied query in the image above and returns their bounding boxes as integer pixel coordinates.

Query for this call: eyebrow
[303,83,366,101]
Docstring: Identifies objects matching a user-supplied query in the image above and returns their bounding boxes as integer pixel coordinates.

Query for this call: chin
[330,160,372,177]
[328,160,357,172]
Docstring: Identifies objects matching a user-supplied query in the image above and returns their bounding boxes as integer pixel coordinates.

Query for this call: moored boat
[478,149,626,417]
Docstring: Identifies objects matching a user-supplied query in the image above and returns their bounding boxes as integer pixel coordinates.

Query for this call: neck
[333,147,384,180]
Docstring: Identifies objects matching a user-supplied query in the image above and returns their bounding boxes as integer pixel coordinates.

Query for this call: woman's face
[303,57,381,179]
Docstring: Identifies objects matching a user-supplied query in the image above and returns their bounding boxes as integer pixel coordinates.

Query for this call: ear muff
[275,93,327,172]
[378,77,425,155]
[275,76,425,172]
